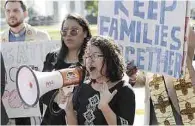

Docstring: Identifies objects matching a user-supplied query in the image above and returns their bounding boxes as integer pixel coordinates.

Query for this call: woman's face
[61,19,87,50]
[84,44,107,81]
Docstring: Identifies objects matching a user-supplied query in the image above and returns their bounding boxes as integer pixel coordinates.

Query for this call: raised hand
[126,61,138,86]
[126,61,137,77]
[98,82,117,110]
[64,92,74,112]
[57,86,74,110]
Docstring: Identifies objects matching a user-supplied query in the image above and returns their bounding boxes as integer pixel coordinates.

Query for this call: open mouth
[89,66,96,72]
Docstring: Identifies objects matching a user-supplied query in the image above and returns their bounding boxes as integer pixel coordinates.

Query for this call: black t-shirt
[74,80,135,125]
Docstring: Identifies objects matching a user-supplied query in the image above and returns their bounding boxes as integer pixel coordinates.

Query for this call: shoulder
[0,29,9,42]
[116,81,135,96]
[25,23,51,40]
[80,82,91,89]
[77,82,92,93]
[36,29,51,40]
[0,29,8,36]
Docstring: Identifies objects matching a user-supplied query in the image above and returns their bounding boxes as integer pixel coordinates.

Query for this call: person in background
[1,53,9,125]
[64,36,135,125]
[0,0,51,125]
[40,13,92,125]
[126,25,195,125]
[1,0,50,43]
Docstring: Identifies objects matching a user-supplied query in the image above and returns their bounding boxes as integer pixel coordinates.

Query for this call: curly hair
[58,13,92,63]
[88,36,125,82]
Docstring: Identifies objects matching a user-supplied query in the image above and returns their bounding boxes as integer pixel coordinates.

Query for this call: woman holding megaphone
[39,13,92,125]
[63,36,136,125]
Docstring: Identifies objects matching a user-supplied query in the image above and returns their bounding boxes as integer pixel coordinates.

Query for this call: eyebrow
[91,52,102,54]
[6,8,20,11]
[62,26,80,29]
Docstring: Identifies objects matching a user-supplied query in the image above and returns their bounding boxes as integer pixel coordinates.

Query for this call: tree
[28,7,38,18]
[85,1,98,17]
[1,0,6,18]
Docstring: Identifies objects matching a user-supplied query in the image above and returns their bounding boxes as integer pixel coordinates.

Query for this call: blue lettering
[120,19,136,42]
[156,48,161,72]
[174,52,182,78]
[143,23,152,45]
[137,48,145,69]
[163,50,168,73]
[100,16,110,35]
[109,18,118,40]
[136,21,141,43]
[160,1,177,24]
[148,51,154,71]
[148,1,158,20]
[170,27,181,50]
[155,25,160,45]
[168,51,174,75]
[161,25,168,47]
[134,1,145,19]
[114,1,129,17]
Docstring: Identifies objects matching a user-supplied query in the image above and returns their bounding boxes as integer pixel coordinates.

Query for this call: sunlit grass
[136,109,144,115]
[191,19,195,25]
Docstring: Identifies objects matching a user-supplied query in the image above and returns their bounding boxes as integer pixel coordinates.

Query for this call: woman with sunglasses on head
[63,36,135,125]
[39,13,92,125]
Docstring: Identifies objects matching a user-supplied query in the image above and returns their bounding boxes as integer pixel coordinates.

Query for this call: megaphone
[16,65,84,107]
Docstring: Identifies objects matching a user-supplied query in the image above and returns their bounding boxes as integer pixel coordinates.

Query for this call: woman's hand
[64,92,74,112]
[64,92,78,125]
[56,88,66,105]
[98,82,117,110]
[55,86,74,110]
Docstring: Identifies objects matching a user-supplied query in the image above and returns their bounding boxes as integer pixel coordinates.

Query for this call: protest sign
[1,41,61,118]
[98,1,187,78]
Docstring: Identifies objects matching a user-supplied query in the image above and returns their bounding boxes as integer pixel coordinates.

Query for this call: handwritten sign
[98,1,187,78]
[1,41,61,118]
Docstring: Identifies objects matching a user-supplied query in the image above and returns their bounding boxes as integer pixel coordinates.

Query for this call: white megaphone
[16,65,84,107]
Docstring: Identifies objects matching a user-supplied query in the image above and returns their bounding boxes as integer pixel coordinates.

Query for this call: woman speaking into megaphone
[63,36,136,125]
[39,13,92,125]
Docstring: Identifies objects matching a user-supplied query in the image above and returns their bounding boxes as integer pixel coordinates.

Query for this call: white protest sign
[1,41,61,118]
[98,1,187,78]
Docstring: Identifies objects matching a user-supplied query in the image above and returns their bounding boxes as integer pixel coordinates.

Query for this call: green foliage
[1,0,6,18]
[85,1,98,16]
[28,7,38,18]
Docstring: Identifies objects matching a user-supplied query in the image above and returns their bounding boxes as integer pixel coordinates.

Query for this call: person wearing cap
[0,0,51,125]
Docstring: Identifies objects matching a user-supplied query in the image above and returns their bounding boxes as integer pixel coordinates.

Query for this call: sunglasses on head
[60,29,79,37]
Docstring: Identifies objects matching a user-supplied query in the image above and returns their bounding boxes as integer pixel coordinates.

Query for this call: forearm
[100,104,117,125]
[65,110,78,125]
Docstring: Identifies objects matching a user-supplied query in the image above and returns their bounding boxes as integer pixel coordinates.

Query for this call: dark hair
[88,36,125,82]
[58,13,92,63]
[4,1,27,12]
